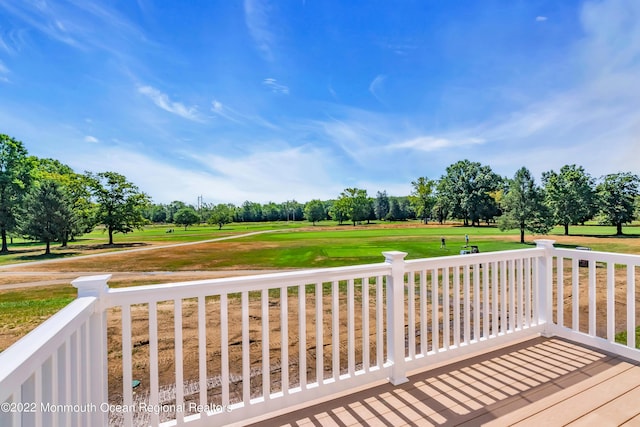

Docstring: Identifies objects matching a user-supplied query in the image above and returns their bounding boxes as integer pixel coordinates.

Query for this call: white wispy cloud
[536,16,548,22]
[263,78,289,94]
[368,74,386,103]
[186,144,342,203]
[391,136,485,152]
[138,85,202,122]
[84,135,99,143]
[244,0,276,61]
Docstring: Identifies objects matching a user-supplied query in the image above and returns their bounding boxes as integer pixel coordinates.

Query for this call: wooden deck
[248,337,640,427]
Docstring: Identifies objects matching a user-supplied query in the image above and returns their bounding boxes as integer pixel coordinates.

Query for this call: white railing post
[534,240,555,336]
[383,251,408,385]
[72,274,111,427]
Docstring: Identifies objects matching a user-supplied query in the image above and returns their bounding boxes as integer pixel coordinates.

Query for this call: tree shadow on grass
[6,242,150,261]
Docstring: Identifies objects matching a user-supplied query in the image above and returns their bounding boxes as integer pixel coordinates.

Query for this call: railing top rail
[405,247,546,270]
[0,297,97,402]
[551,247,640,265]
[106,262,391,307]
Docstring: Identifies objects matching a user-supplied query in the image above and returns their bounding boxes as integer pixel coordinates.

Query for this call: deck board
[248,337,640,427]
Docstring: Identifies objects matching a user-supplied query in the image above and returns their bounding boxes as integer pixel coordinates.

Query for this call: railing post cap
[534,239,556,249]
[72,274,112,297]
[382,251,408,263]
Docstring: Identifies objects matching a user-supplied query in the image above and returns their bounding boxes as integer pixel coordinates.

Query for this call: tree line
[2,134,639,254]
[0,134,149,254]
[149,160,640,243]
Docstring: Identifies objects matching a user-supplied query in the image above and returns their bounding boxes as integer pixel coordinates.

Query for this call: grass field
[1,220,640,352]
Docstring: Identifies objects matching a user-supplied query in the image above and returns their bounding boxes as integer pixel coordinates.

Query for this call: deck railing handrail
[2,240,640,426]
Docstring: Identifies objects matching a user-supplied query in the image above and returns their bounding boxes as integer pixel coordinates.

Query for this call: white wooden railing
[1,240,639,426]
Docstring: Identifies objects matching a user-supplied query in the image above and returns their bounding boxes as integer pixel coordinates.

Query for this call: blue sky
[1,0,639,205]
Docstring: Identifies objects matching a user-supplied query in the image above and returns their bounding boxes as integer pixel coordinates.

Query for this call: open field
[1,220,640,351]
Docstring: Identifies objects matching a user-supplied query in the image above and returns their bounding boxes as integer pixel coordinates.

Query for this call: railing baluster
[517,258,523,330]
[509,260,516,332]
[220,294,229,407]
[627,267,636,348]
[500,261,507,334]
[174,299,184,424]
[524,258,532,328]
[241,291,250,403]
[122,305,133,427]
[262,288,270,399]
[482,262,489,339]
[443,267,450,350]
[491,262,498,337]
[407,272,415,359]
[362,277,370,371]
[315,283,323,383]
[589,259,597,336]
[298,284,306,389]
[198,295,207,414]
[347,279,355,376]
[473,264,480,341]
[607,263,615,342]
[419,270,427,355]
[332,281,339,381]
[51,350,59,427]
[281,286,289,394]
[572,258,579,331]
[376,276,383,368]
[453,266,460,347]
[431,268,439,352]
[463,265,470,344]
[74,329,81,427]
[149,301,159,426]
[556,257,564,328]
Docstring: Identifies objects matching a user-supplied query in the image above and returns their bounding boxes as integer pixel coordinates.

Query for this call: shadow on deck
[250,337,640,427]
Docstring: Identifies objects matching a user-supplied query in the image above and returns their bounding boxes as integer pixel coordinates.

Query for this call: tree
[596,172,640,235]
[410,177,436,224]
[374,191,390,220]
[437,160,502,226]
[304,199,326,225]
[329,198,348,224]
[542,165,596,235]
[338,188,370,226]
[0,134,34,253]
[208,204,234,230]
[498,167,552,243]
[19,180,71,254]
[174,207,200,230]
[33,158,94,246]
[87,171,150,245]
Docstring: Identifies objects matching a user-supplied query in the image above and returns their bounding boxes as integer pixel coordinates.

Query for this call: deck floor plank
[247,337,640,427]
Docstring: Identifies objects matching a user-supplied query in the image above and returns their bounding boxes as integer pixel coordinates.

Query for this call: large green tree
[374,191,390,220]
[34,158,94,246]
[304,199,326,225]
[338,188,370,226]
[410,177,436,224]
[596,172,640,235]
[174,207,200,230]
[437,160,502,226]
[19,180,72,254]
[0,134,34,253]
[208,204,234,230]
[87,171,150,245]
[542,165,596,235]
[499,167,553,243]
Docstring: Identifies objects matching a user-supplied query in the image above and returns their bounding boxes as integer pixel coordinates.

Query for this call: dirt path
[0,229,279,272]
[0,229,287,290]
